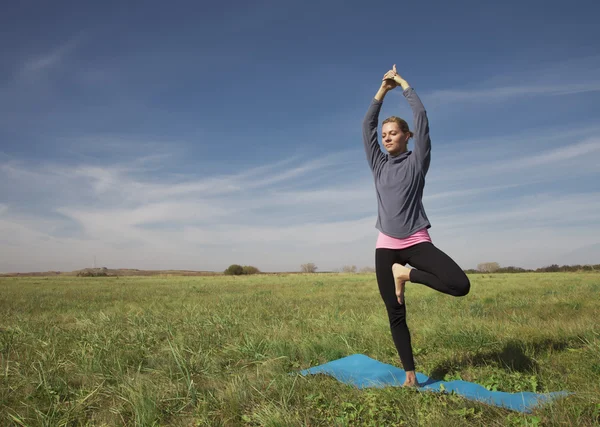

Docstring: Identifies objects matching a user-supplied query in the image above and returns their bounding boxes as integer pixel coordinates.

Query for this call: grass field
[1,272,599,426]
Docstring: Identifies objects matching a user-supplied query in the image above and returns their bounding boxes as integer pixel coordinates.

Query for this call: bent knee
[451,275,470,297]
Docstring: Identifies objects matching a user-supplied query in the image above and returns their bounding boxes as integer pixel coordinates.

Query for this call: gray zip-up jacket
[362,87,432,239]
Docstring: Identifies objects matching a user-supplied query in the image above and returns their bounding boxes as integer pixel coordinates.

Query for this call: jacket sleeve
[362,98,386,175]
[404,88,431,175]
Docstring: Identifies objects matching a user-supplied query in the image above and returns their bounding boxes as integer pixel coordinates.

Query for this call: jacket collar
[387,150,411,163]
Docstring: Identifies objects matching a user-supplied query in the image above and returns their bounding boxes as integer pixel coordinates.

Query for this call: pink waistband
[376,228,432,250]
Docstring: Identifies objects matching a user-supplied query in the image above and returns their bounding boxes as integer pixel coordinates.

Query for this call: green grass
[0,272,599,426]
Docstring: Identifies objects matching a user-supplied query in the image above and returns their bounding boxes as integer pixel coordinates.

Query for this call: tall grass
[0,273,599,426]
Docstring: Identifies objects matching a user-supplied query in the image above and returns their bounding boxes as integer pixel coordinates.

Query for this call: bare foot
[392,263,411,305]
[403,371,419,387]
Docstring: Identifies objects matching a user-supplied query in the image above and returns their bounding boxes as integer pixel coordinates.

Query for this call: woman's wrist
[375,86,389,101]
[396,78,410,90]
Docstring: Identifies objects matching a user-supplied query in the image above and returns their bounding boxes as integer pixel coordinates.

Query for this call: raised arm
[362,76,396,174]
[391,67,431,175]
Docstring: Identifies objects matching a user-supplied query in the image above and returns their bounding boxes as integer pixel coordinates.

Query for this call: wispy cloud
[421,55,600,105]
[427,134,600,189]
[508,137,600,168]
[433,192,600,230]
[424,182,533,202]
[478,137,600,175]
[426,83,600,105]
[20,38,82,76]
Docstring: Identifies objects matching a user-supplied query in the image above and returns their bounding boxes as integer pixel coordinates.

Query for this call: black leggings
[375,242,470,371]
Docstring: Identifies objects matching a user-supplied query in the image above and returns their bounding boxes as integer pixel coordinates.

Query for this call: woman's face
[382,122,409,156]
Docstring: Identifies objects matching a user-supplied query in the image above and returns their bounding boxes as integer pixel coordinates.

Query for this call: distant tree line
[464,262,600,274]
[300,263,379,273]
[297,262,598,275]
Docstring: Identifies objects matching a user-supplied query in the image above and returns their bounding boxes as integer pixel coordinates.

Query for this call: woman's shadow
[420,337,576,387]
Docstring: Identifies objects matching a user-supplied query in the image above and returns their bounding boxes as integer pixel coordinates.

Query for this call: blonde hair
[382,116,413,138]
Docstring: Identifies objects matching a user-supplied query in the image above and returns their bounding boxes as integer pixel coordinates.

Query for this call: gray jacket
[362,87,432,239]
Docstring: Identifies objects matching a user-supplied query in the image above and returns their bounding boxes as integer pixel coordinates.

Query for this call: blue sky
[1,0,599,272]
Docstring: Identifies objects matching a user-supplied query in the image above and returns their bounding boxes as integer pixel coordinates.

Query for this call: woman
[362,65,470,387]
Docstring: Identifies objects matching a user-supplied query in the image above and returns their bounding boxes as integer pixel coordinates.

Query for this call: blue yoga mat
[299,354,569,413]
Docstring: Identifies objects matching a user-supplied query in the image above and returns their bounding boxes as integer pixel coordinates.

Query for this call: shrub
[224,264,244,275]
[224,264,260,275]
[300,263,318,273]
[242,265,260,275]
[77,268,109,277]
[477,262,500,273]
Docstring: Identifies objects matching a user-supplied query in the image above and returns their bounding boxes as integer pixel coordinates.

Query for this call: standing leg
[395,242,470,297]
[375,248,417,384]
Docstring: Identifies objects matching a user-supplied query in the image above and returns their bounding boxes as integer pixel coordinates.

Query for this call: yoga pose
[362,65,470,387]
